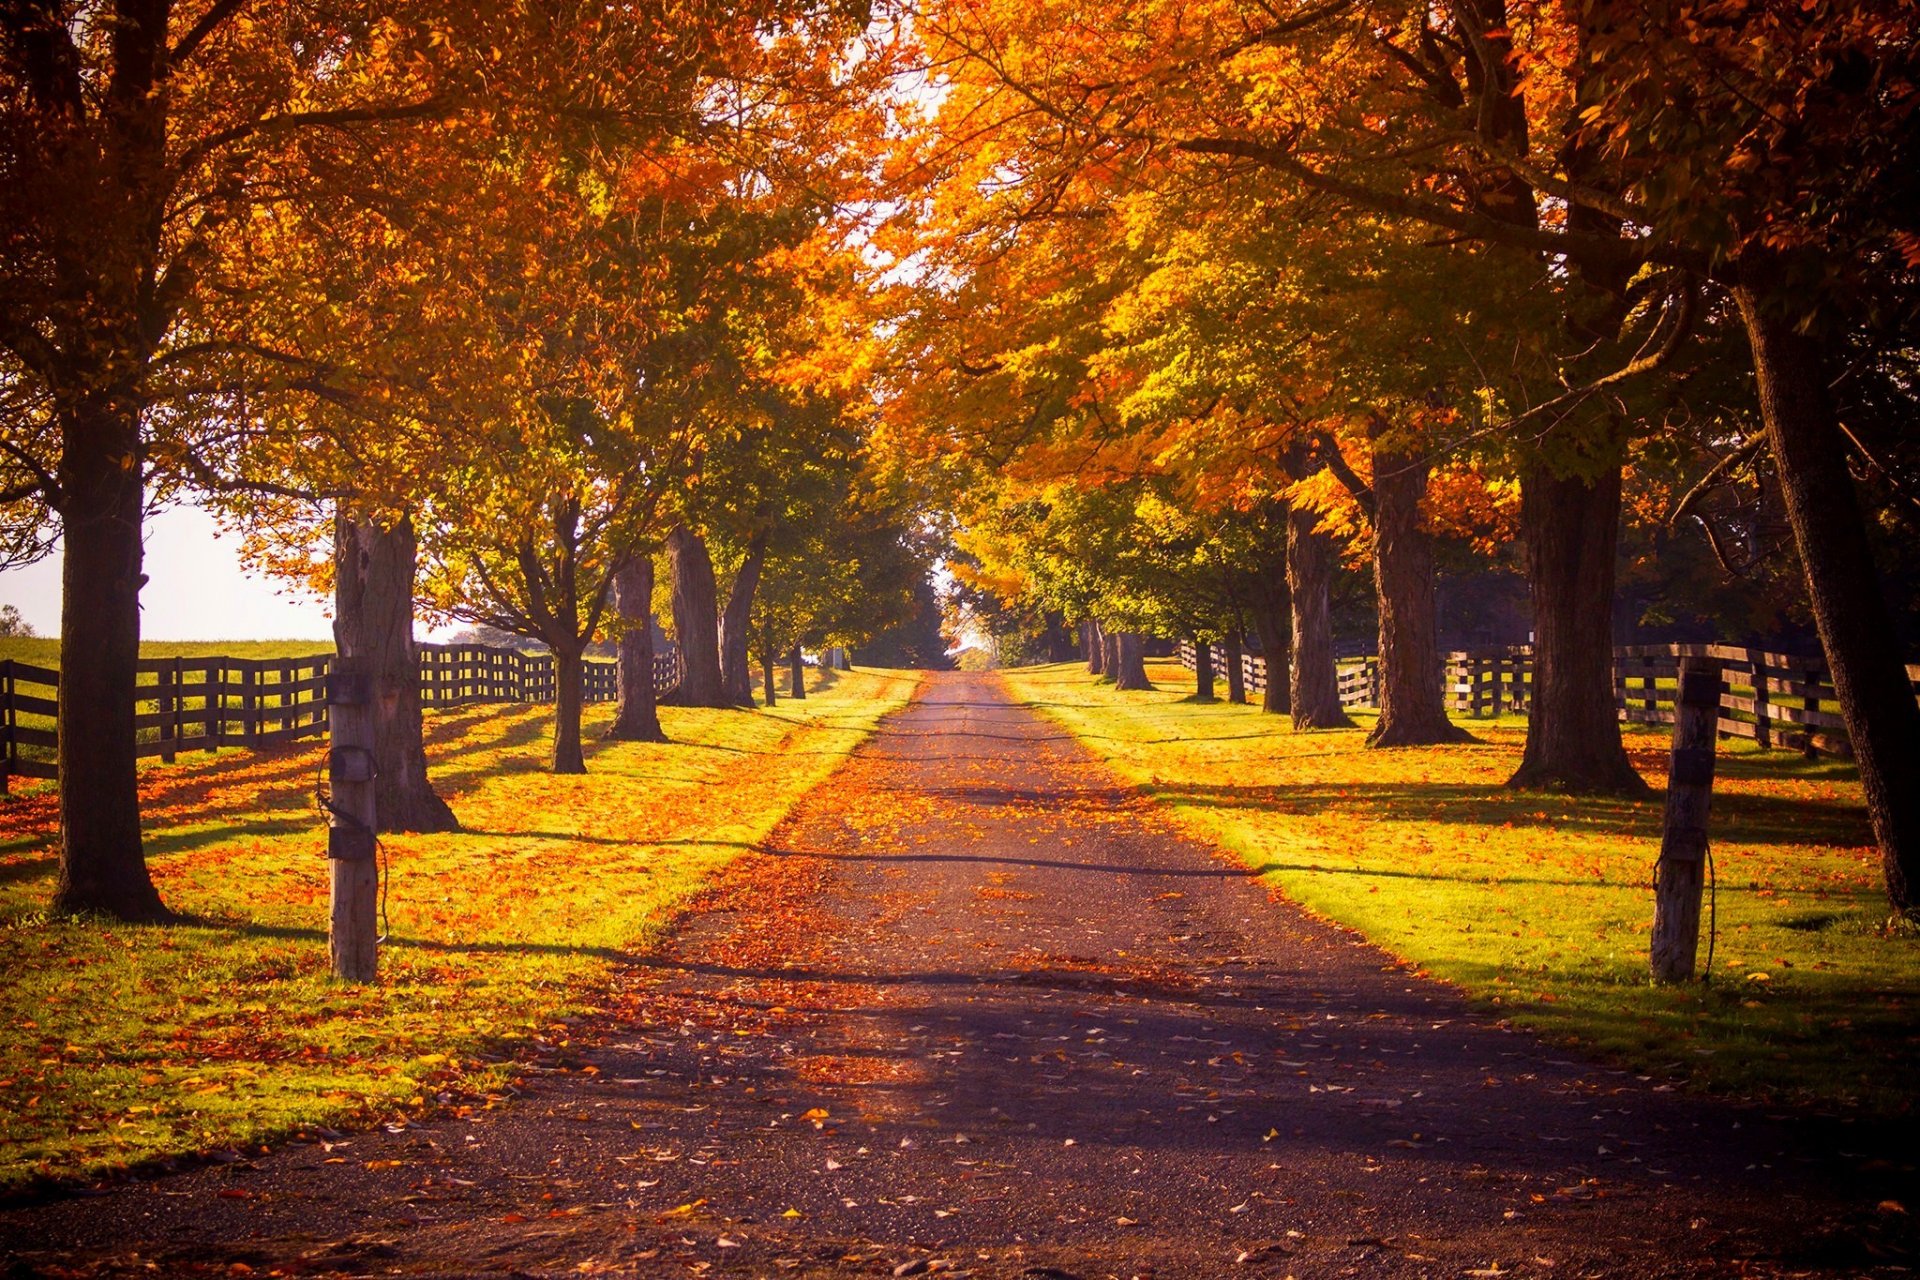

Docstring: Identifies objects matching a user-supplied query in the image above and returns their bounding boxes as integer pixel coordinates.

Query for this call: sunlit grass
[0,667,917,1190]
[1001,659,1917,1114]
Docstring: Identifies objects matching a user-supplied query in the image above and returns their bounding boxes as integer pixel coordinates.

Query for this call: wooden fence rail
[0,643,683,790]
[1175,640,1920,758]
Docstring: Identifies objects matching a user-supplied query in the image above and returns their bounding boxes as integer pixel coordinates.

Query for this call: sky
[0,503,336,641]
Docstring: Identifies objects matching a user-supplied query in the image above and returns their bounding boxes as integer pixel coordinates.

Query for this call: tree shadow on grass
[1148,779,1869,849]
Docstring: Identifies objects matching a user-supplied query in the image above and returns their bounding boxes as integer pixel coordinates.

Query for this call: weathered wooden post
[157,658,178,763]
[0,659,13,796]
[1747,647,1772,750]
[1650,656,1723,984]
[326,658,379,983]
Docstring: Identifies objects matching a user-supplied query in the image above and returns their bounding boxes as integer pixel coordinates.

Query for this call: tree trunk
[1368,448,1469,747]
[665,525,728,708]
[334,511,459,832]
[1509,464,1647,794]
[1224,629,1247,705]
[718,529,768,708]
[1193,639,1216,701]
[1287,505,1353,730]
[1086,619,1105,675]
[51,399,167,921]
[789,642,807,699]
[605,556,665,742]
[1111,631,1153,690]
[1735,276,1920,919]
[551,643,587,774]
[1250,567,1291,716]
[1101,624,1121,682]
[761,619,777,706]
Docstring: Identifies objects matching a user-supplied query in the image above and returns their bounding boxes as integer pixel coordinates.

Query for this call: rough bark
[51,397,167,921]
[718,529,768,708]
[1250,565,1291,716]
[1509,465,1647,794]
[1111,631,1153,691]
[605,557,665,742]
[1086,620,1106,676]
[1735,274,1920,918]
[1101,624,1121,682]
[1193,640,1217,702]
[1224,629,1248,705]
[664,525,728,708]
[551,643,587,774]
[334,511,459,832]
[1287,505,1353,730]
[788,643,807,699]
[1367,449,1470,747]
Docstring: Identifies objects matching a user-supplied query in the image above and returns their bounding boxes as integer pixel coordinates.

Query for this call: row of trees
[1,0,933,921]
[880,0,1920,918]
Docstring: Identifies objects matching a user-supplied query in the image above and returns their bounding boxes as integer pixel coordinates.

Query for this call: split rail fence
[1176,640,1920,757]
[0,643,682,789]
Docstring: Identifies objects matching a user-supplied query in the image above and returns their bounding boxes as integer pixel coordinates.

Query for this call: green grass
[1000,660,1919,1115]
[0,666,918,1191]
[0,638,338,668]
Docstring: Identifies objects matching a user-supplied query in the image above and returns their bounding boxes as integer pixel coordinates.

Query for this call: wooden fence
[0,643,683,789]
[1175,640,1920,757]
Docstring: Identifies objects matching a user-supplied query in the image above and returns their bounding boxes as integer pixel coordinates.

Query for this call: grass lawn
[999,659,1918,1115]
[0,638,336,667]
[0,666,918,1191]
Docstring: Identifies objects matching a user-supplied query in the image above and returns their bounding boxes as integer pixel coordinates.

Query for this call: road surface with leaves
[3,673,1911,1277]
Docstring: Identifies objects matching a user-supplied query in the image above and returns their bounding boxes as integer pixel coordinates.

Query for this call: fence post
[158,659,178,763]
[1747,647,1772,750]
[1650,657,1723,984]
[239,663,259,748]
[326,658,379,983]
[0,660,12,795]
[1643,656,1658,720]
[208,661,226,750]
[1803,664,1822,758]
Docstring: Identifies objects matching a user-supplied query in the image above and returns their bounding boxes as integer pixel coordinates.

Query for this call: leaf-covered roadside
[0,668,918,1192]
[1000,662,1920,1114]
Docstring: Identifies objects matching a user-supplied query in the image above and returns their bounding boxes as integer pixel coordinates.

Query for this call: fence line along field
[0,641,682,789]
[1179,640,1920,757]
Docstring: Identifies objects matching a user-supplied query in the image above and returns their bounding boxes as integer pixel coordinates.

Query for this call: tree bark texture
[761,619,777,706]
[1368,449,1469,747]
[1509,464,1647,794]
[1224,629,1247,705]
[551,644,587,774]
[789,643,807,699]
[1087,620,1106,676]
[1111,631,1153,691]
[718,529,768,708]
[1101,624,1122,682]
[52,398,167,921]
[1735,276,1920,918]
[1250,565,1292,716]
[665,525,728,708]
[334,511,459,833]
[1193,640,1216,701]
[1287,505,1353,730]
[605,556,665,742]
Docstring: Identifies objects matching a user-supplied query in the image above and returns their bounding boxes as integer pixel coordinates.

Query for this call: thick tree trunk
[334,511,459,832]
[51,400,167,921]
[1368,449,1469,747]
[551,644,587,774]
[1509,464,1646,794]
[788,643,807,699]
[605,557,665,742]
[1224,629,1247,705]
[1101,623,1120,681]
[1086,620,1106,675]
[1250,568,1291,716]
[1287,505,1353,730]
[1111,631,1153,691]
[665,525,728,708]
[1193,639,1216,701]
[1735,278,1920,918]
[718,530,768,707]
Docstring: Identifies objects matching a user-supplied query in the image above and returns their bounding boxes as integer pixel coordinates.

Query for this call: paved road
[4,672,1910,1277]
